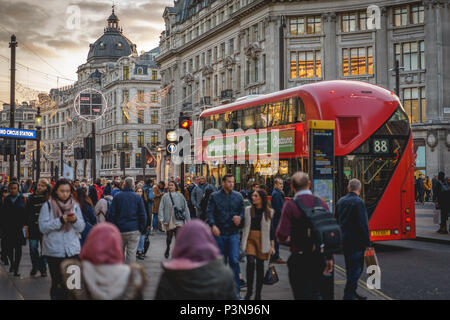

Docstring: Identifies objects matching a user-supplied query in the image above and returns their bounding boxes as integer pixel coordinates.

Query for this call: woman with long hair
[241,190,275,300]
[135,186,150,260]
[39,178,85,300]
[158,181,190,259]
[74,186,97,247]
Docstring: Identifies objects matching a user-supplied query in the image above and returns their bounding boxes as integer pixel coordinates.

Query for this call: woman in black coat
[1,181,27,276]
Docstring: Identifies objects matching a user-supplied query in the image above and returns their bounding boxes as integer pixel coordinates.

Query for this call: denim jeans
[152,213,159,230]
[215,233,241,293]
[137,234,146,252]
[343,249,365,299]
[29,239,47,272]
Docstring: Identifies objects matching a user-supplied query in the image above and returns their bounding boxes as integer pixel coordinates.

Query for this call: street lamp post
[35,107,42,182]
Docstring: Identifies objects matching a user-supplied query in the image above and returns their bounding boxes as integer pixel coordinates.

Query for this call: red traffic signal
[180,119,192,129]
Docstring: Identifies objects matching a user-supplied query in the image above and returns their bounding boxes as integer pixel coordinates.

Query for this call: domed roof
[87,7,137,64]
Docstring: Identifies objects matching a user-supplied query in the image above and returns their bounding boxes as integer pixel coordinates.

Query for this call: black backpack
[294,196,342,255]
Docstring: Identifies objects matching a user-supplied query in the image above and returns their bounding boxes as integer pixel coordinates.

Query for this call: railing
[101,144,113,152]
[115,143,133,150]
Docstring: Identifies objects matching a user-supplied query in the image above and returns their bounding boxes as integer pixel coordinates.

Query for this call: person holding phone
[39,178,85,300]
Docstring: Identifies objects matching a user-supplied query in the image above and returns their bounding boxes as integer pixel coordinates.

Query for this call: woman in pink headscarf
[61,222,146,300]
[155,219,237,300]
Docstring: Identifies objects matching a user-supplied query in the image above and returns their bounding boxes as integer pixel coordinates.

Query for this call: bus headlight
[394,230,399,235]
[406,226,411,231]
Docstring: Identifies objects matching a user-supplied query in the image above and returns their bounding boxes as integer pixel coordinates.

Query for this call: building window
[138,90,144,102]
[125,153,130,168]
[229,38,234,55]
[151,132,158,146]
[122,90,129,103]
[137,67,143,75]
[290,50,322,79]
[136,153,142,168]
[152,70,158,80]
[246,60,251,84]
[151,110,158,124]
[123,66,130,80]
[122,132,129,144]
[253,24,259,42]
[138,109,144,124]
[395,41,425,71]
[138,132,144,147]
[403,87,426,123]
[263,54,266,81]
[342,47,373,76]
[195,55,200,71]
[394,4,424,27]
[221,43,225,59]
[411,4,424,24]
[290,16,321,35]
[341,11,368,32]
[254,60,258,82]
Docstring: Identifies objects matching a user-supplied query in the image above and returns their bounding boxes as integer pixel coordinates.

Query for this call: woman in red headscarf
[61,222,146,300]
[155,219,237,300]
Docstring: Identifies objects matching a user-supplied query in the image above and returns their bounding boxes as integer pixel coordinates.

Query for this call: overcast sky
[0,0,171,104]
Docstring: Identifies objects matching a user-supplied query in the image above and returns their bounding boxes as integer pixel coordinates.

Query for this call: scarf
[50,197,75,231]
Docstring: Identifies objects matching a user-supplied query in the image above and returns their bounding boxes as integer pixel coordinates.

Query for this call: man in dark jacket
[436,172,450,234]
[276,172,333,300]
[207,174,245,298]
[336,178,371,300]
[270,177,286,264]
[0,181,27,276]
[25,178,49,277]
[106,177,147,263]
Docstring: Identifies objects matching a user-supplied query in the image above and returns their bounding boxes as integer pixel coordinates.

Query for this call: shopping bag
[364,247,379,268]
[263,264,279,285]
[433,209,441,224]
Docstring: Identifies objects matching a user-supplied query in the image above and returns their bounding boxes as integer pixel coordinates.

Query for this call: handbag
[169,192,186,221]
[364,247,379,268]
[263,264,279,285]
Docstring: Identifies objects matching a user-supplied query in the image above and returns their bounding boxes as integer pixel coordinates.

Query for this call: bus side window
[294,97,306,122]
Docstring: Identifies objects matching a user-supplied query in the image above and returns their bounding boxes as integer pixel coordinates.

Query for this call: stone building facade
[156,0,450,177]
[40,9,163,181]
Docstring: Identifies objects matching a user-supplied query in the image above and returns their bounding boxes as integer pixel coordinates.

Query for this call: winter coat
[80,205,97,247]
[94,195,113,223]
[61,259,146,300]
[152,186,163,214]
[158,192,191,226]
[39,201,85,258]
[0,194,27,242]
[155,258,237,300]
[241,207,274,254]
[25,192,48,240]
[106,188,147,234]
[206,190,245,236]
[336,192,370,252]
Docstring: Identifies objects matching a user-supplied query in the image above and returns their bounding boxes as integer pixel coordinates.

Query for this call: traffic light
[120,152,125,171]
[178,113,192,130]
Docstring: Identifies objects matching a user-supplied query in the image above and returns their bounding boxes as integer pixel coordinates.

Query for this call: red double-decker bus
[196,80,415,241]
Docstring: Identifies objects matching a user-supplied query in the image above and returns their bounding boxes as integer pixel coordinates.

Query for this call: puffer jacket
[155,258,237,300]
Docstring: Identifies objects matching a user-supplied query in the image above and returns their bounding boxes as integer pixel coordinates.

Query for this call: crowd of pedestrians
[1,170,448,301]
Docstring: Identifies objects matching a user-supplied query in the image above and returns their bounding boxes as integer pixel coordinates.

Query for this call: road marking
[334,264,393,300]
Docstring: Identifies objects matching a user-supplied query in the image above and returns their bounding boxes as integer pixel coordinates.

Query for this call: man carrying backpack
[142,179,155,219]
[276,172,335,300]
[335,178,370,300]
